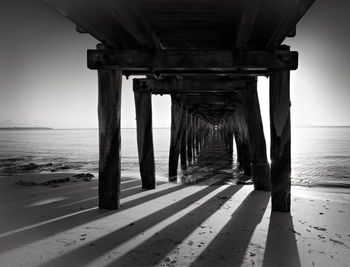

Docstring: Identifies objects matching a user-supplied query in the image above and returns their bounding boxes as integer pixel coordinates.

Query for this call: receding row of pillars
[169,101,211,179]
[96,69,291,212]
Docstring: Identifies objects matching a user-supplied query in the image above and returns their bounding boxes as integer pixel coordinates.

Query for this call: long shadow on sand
[0,179,166,235]
[37,181,241,267]
[262,212,301,267]
[106,184,243,267]
[190,190,270,267]
[0,179,198,254]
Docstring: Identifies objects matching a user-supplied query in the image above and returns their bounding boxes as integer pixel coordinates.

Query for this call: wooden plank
[44,0,161,49]
[270,70,291,212]
[134,91,156,189]
[43,0,138,48]
[235,0,262,49]
[87,49,298,71]
[124,69,268,77]
[106,0,162,49]
[133,78,255,94]
[97,69,122,210]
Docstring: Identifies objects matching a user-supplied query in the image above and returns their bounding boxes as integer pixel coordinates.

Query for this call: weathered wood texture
[98,69,122,210]
[232,110,252,176]
[226,116,234,155]
[45,0,315,50]
[134,78,254,94]
[270,70,291,212]
[187,113,194,164]
[169,101,184,180]
[87,49,298,71]
[242,87,271,191]
[134,91,156,189]
[180,107,187,169]
[235,0,262,49]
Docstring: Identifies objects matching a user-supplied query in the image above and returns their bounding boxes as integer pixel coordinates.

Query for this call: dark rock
[15,180,38,186]
[20,163,40,171]
[73,173,95,180]
[40,177,70,186]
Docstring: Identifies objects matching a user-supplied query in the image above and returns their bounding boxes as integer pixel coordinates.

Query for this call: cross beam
[133,78,256,94]
[88,49,298,72]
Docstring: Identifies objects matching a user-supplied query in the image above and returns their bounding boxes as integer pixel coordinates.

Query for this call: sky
[0,0,349,128]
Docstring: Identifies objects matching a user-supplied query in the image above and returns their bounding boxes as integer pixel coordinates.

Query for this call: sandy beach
[0,172,349,267]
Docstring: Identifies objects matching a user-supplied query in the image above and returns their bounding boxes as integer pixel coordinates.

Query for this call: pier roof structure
[45,0,313,50]
[44,0,315,212]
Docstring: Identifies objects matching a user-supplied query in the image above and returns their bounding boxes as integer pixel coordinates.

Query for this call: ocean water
[0,127,349,187]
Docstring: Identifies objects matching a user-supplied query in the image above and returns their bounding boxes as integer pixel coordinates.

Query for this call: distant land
[0,127,53,130]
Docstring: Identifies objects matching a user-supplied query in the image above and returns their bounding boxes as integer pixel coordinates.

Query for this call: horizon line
[1,125,350,130]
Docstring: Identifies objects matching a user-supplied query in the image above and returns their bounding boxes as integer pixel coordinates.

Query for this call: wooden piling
[97,68,122,210]
[243,85,271,191]
[180,107,187,169]
[270,70,291,212]
[233,110,252,176]
[186,112,193,164]
[169,101,183,180]
[227,116,234,155]
[191,116,197,161]
[134,90,156,189]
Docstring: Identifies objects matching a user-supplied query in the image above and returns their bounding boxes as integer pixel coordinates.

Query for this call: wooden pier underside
[43,0,315,212]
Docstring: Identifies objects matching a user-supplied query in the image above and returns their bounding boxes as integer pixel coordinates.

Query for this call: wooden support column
[227,116,234,155]
[197,118,203,153]
[98,68,122,210]
[233,109,252,176]
[180,107,187,169]
[270,70,291,212]
[169,101,183,180]
[195,116,200,155]
[243,85,271,191]
[134,90,155,189]
[187,112,193,164]
[192,116,198,159]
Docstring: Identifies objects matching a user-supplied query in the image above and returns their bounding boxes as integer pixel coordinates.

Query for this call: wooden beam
[133,78,256,94]
[267,0,316,47]
[106,0,162,49]
[134,91,156,189]
[97,69,122,210]
[88,49,298,71]
[270,70,291,212]
[124,69,269,77]
[44,0,161,49]
[235,0,262,49]
[174,94,240,106]
[76,25,87,34]
[43,0,138,48]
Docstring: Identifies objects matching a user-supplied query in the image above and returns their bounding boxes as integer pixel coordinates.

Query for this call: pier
[44,0,315,212]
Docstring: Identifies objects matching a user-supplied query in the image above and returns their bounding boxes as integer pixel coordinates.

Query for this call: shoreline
[1,170,350,190]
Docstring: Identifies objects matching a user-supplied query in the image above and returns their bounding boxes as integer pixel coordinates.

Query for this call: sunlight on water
[0,127,349,187]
